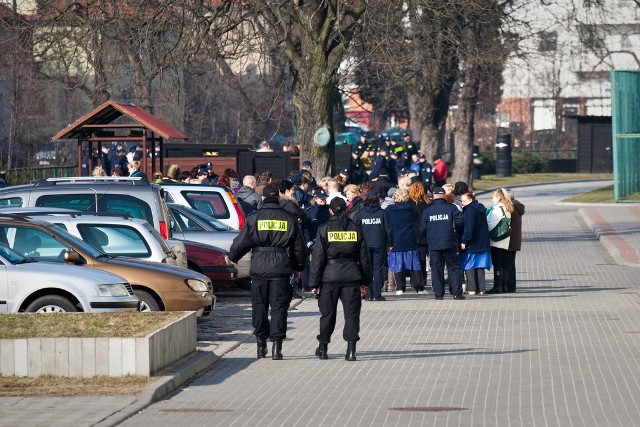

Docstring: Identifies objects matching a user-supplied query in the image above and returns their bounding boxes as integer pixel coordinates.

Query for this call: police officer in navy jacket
[356,189,393,301]
[419,187,464,300]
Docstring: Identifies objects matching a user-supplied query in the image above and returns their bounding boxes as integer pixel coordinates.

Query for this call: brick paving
[3,181,640,427]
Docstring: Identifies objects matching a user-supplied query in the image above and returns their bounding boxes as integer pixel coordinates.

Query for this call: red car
[182,240,237,291]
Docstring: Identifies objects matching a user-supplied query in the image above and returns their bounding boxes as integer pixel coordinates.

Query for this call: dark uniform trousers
[366,248,386,300]
[430,248,462,298]
[317,283,361,344]
[251,277,292,342]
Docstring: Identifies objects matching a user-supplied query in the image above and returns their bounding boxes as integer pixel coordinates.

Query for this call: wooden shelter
[52,100,188,176]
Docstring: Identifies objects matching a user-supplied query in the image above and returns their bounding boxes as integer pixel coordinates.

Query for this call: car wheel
[26,295,78,313]
[134,289,161,312]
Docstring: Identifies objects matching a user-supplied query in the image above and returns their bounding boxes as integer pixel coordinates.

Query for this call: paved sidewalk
[2,181,640,427]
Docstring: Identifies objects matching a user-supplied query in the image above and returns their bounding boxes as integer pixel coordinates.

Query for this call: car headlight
[224,254,234,266]
[185,279,209,292]
[96,283,130,297]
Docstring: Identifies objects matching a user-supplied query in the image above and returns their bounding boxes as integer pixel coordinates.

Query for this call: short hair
[392,188,409,203]
[343,184,360,196]
[442,183,454,194]
[243,175,256,187]
[453,181,469,196]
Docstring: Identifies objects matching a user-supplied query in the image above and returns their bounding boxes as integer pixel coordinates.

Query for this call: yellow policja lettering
[327,231,357,242]
[257,220,288,231]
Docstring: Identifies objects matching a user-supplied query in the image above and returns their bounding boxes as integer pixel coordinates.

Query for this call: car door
[0,261,7,313]
[1,226,71,263]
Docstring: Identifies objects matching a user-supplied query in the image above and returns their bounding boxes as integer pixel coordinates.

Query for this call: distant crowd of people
[226,151,525,360]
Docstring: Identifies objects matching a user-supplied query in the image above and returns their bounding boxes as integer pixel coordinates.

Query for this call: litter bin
[496,134,512,177]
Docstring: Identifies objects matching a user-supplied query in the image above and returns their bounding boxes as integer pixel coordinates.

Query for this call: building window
[539,31,558,52]
[532,99,557,131]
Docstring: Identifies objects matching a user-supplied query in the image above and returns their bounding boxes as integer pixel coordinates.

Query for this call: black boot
[345,341,357,361]
[257,338,268,358]
[272,341,283,360]
[315,343,328,360]
[486,270,503,294]
[500,268,509,293]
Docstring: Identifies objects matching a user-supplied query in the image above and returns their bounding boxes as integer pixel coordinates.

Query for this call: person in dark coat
[459,192,492,295]
[386,188,426,295]
[506,189,525,293]
[309,197,371,361]
[228,185,307,360]
[349,151,367,185]
[408,182,430,291]
[236,175,262,215]
[356,189,393,301]
[419,186,465,300]
[369,146,387,180]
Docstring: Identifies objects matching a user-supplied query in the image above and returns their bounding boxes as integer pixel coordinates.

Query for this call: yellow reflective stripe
[327,231,358,242]
[257,220,288,231]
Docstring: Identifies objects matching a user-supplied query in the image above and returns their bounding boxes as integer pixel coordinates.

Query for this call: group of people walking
[229,158,525,362]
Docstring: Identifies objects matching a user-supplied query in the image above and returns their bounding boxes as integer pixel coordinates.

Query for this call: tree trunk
[451,69,480,188]
[294,81,334,178]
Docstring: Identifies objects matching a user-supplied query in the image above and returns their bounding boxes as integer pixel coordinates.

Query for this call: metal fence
[611,70,640,202]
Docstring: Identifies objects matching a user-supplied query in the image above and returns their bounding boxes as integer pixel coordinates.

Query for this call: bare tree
[239,0,367,176]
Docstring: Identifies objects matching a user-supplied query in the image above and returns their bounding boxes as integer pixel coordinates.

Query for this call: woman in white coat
[486,188,514,294]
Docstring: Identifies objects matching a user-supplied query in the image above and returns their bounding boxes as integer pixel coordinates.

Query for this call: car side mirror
[63,250,82,265]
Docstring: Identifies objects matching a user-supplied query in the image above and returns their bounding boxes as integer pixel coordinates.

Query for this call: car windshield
[48,224,105,257]
[171,205,229,231]
[0,242,28,264]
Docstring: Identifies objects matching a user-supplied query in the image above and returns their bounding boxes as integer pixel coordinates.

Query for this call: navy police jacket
[228,201,307,278]
[356,205,393,250]
[419,198,464,251]
[309,216,371,288]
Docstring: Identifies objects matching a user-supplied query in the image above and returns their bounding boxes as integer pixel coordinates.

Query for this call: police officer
[309,198,371,361]
[419,187,465,300]
[356,189,393,301]
[228,185,307,360]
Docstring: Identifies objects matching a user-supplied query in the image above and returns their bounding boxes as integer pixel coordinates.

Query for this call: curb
[579,207,640,267]
[95,296,308,427]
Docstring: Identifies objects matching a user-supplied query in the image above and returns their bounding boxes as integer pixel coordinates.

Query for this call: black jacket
[356,205,393,250]
[419,198,464,251]
[309,216,371,288]
[228,201,307,278]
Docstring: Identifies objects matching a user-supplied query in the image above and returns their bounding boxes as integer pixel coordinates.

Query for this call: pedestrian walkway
[2,181,640,427]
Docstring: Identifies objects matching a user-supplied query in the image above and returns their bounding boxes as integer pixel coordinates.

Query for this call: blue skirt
[388,250,422,273]
[460,250,492,270]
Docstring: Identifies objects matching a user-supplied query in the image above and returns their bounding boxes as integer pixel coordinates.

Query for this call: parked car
[182,240,237,290]
[166,203,250,280]
[0,176,173,239]
[0,243,140,313]
[161,183,245,230]
[0,209,185,267]
[3,209,234,290]
[0,214,215,316]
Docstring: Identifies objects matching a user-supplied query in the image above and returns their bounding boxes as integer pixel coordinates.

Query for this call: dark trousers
[251,277,292,342]
[317,283,361,344]
[430,248,461,298]
[465,268,486,292]
[506,250,517,292]
[393,270,424,292]
[366,248,387,299]
[418,245,428,287]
